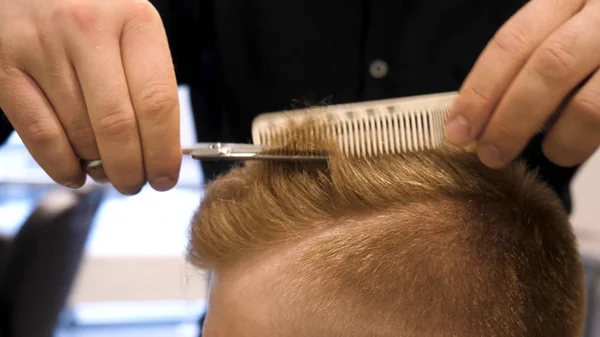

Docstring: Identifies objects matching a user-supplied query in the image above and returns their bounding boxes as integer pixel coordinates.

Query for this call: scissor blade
[182,143,263,155]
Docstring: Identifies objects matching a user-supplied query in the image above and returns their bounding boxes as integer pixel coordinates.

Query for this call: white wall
[571,149,600,256]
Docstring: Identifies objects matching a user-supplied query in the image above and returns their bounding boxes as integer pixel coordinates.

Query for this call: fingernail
[88,170,110,184]
[478,143,504,168]
[64,181,81,189]
[445,115,472,144]
[151,176,176,192]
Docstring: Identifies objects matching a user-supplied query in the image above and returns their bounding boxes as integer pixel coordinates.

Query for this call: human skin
[447,0,600,169]
[0,0,181,194]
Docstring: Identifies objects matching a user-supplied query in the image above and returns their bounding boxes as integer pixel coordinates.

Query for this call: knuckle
[25,119,62,144]
[533,41,578,83]
[57,2,103,33]
[491,120,528,150]
[137,83,178,121]
[466,86,491,107]
[492,26,531,57]
[67,118,98,150]
[14,23,40,44]
[3,22,40,53]
[95,106,136,137]
[128,0,161,24]
[0,25,41,73]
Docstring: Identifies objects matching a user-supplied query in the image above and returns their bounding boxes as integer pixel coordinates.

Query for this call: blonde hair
[188,126,584,336]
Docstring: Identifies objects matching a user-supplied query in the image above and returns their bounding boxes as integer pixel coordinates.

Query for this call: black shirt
[0,0,579,211]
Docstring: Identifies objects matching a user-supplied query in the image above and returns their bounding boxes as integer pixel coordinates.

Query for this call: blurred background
[0,86,206,336]
[0,86,598,336]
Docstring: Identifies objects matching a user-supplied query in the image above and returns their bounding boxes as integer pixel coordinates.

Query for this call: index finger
[445,0,584,145]
[121,1,182,191]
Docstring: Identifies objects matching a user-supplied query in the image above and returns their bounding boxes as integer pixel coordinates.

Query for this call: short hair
[188,124,585,336]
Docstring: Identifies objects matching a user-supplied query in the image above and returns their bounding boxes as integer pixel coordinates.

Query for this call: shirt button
[369,59,389,79]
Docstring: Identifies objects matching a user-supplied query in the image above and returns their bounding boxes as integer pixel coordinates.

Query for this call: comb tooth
[434,108,443,147]
[424,111,431,149]
[384,113,391,155]
[420,111,426,149]
[400,111,407,153]
[375,111,384,156]
[430,109,438,147]
[339,119,346,155]
[411,110,421,151]
[416,109,424,151]
[410,110,417,152]
[412,110,423,151]
[426,110,432,149]
[410,110,416,152]
[349,113,356,157]
[335,119,342,155]
[365,116,373,157]
[387,115,396,154]
[389,107,398,154]
[356,117,362,157]
[372,115,378,156]
[370,117,375,156]
[395,107,402,154]
[436,110,442,147]
[378,110,390,154]
[340,119,347,156]
[433,111,440,148]
[418,110,425,150]
[420,110,425,151]
[442,107,450,144]
[357,116,362,157]
[426,111,432,149]
[372,111,379,155]
[368,112,375,156]
[342,119,349,156]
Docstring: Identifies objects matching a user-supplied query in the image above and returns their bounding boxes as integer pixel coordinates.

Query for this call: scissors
[83,142,328,171]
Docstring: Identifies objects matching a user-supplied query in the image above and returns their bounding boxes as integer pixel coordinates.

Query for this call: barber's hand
[0,0,181,194]
[446,0,600,169]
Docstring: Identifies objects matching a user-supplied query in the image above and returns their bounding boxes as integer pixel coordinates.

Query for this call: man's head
[188,128,585,336]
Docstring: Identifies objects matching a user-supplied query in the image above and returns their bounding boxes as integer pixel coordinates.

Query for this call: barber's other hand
[446,0,600,169]
[0,0,181,194]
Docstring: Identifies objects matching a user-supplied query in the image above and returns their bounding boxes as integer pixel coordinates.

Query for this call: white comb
[252,92,457,157]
